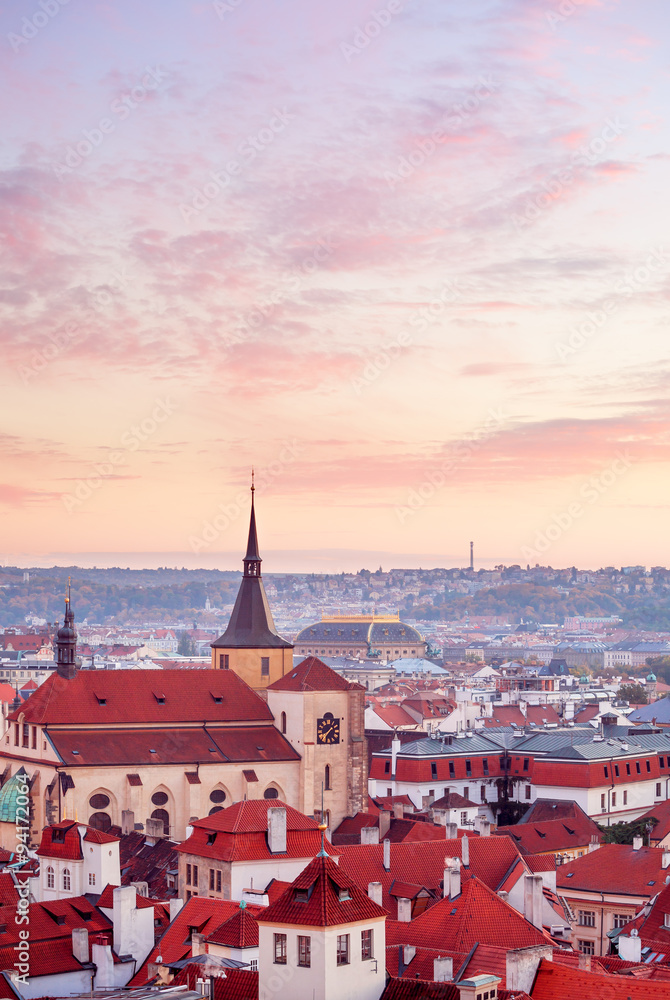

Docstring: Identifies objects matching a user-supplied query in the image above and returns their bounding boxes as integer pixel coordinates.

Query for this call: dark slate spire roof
[212,486,292,650]
[55,581,79,679]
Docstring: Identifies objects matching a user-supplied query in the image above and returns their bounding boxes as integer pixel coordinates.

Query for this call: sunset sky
[2,0,670,572]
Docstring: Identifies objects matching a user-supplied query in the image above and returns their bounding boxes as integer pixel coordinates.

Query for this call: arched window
[264,787,279,799]
[89,811,112,832]
[325,765,332,791]
[151,808,170,836]
[281,712,287,734]
[209,806,224,815]
[47,866,54,889]
[63,868,71,891]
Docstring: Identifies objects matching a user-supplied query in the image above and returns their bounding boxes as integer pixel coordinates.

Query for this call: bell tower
[211,479,293,689]
[55,581,80,680]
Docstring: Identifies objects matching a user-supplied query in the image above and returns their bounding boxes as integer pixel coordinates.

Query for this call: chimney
[461,835,469,868]
[393,801,404,819]
[131,881,149,897]
[433,957,453,982]
[191,931,207,955]
[379,809,391,840]
[170,898,184,922]
[368,882,383,906]
[498,890,508,903]
[523,874,544,929]
[578,953,592,972]
[362,826,380,845]
[506,945,553,993]
[619,929,642,963]
[633,836,643,851]
[383,838,391,871]
[475,817,491,837]
[663,852,670,870]
[446,822,458,839]
[391,736,400,777]
[403,944,416,966]
[145,817,164,844]
[268,806,287,854]
[397,897,412,922]
[72,927,89,964]
[121,810,135,835]
[447,861,461,900]
[92,936,114,989]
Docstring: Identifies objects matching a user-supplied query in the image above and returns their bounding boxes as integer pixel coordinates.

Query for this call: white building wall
[230,857,334,899]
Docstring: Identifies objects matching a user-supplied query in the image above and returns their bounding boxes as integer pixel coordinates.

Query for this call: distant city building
[294,613,427,661]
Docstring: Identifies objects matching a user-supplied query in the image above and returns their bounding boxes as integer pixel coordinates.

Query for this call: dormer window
[207,833,216,846]
[338,887,351,901]
[294,888,311,903]
[52,829,65,843]
[153,693,166,704]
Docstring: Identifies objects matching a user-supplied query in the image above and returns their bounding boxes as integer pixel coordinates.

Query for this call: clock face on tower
[316,712,340,745]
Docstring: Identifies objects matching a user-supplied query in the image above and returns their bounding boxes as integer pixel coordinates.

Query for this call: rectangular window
[361,929,373,960]
[298,935,311,967]
[578,911,596,927]
[525,785,531,800]
[578,939,595,955]
[481,785,487,802]
[614,764,620,777]
[626,763,631,775]
[209,869,215,891]
[661,757,666,768]
[186,864,191,886]
[261,657,270,677]
[465,760,472,777]
[192,864,198,887]
[88,873,95,886]
[22,723,29,749]
[460,811,468,825]
[274,933,287,964]
[13,724,18,746]
[523,758,529,772]
[623,790,628,805]
[337,934,350,966]
[384,761,390,773]
[31,727,36,750]
[482,758,489,775]
[219,654,229,669]
[216,870,222,893]
[612,792,616,807]
[613,914,629,929]
[657,783,662,797]
[431,762,438,779]
[604,766,608,778]
[601,794,606,810]
[636,762,641,774]
[449,762,455,778]
[647,760,652,772]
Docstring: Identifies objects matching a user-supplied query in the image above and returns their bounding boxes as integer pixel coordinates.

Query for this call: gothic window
[63,869,71,891]
[89,812,112,832]
[47,866,54,888]
[325,765,332,790]
[281,712,287,734]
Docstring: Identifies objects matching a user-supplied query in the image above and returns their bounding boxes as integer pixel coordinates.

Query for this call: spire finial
[251,468,255,494]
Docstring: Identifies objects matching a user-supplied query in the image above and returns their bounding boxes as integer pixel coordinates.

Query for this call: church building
[0,490,367,847]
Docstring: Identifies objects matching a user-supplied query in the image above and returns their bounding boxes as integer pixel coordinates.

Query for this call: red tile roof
[531,956,670,999]
[380,979,459,1000]
[48,725,299,767]
[172,964,259,1000]
[192,798,318,835]
[496,814,602,855]
[336,836,524,914]
[268,656,362,691]
[484,707,526,728]
[386,820,451,845]
[206,904,259,947]
[638,799,670,844]
[372,706,419,728]
[129,896,264,987]
[331,812,380,846]
[431,792,478,810]
[525,854,557,874]
[617,880,670,953]
[519,800,588,824]
[10,669,272,725]
[525,705,562,725]
[257,853,387,928]
[557,844,670,897]
[385,876,550,952]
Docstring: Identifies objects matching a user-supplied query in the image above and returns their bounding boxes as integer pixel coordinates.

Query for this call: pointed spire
[243,473,262,575]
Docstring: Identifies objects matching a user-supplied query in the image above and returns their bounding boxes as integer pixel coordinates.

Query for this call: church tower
[211,482,293,689]
[55,582,80,680]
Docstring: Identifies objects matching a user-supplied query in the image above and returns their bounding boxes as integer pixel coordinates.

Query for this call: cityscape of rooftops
[4,2,670,997]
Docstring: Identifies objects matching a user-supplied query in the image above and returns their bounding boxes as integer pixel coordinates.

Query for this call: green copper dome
[0,768,29,823]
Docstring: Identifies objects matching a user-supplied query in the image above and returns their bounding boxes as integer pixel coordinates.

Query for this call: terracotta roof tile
[206,905,259,947]
[557,844,669,896]
[268,656,363,691]
[531,956,670,999]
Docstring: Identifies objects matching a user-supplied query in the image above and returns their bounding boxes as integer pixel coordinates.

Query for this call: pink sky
[1,0,670,571]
